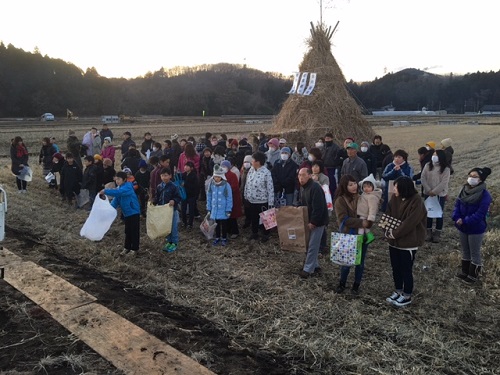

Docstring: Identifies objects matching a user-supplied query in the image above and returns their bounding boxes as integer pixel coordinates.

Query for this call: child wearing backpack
[207,165,233,246]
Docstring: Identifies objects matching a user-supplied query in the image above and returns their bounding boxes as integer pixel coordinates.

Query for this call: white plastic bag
[200,213,217,240]
[425,196,443,218]
[76,189,90,208]
[18,166,33,182]
[45,172,55,183]
[80,196,117,241]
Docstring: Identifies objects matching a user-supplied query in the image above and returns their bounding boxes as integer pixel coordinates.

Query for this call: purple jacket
[452,189,492,234]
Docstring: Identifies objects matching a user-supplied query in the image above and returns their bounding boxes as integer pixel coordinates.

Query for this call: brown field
[1,119,499,374]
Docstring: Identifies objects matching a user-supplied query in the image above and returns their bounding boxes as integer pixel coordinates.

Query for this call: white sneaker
[386,291,400,304]
[393,294,412,307]
[120,248,130,256]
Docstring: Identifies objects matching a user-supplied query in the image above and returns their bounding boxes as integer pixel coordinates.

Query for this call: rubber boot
[432,230,441,243]
[455,260,470,280]
[425,229,433,242]
[463,263,482,284]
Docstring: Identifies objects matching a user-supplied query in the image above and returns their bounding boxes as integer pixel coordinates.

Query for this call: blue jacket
[382,161,414,181]
[105,181,140,217]
[156,181,182,208]
[207,180,233,220]
[452,188,492,235]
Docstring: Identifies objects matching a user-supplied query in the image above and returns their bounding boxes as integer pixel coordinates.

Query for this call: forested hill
[1,42,499,117]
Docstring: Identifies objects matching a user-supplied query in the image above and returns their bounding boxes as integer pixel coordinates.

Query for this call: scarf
[16,145,28,158]
[458,183,486,204]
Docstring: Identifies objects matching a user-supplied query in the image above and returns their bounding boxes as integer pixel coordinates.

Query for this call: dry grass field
[1,120,499,374]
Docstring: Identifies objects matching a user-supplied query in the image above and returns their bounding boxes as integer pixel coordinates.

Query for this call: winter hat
[281,147,292,154]
[268,138,279,149]
[221,160,232,169]
[138,160,147,168]
[279,138,287,145]
[104,137,112,143]
[426,141,436,149]
[359,173,379,188]
[441,138,452,148]
[469,167,492,181]
[52,152,64,160]
[212,164,227,180]
[103,158,113,167]
[243,155,252,163]
[346,142,359,150]
[94,154,103,161]
[122,167,132,174]
[202,147,212,154]
[360,141,370,147]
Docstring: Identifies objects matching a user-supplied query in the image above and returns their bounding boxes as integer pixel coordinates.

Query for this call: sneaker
[230,234,239,239]
[120,248,130,256]
[393,294,412,307]
[167,243,178,253]
[365,232,375,244]
[221,238,228,247]
[386,291,401,303]
[162,242,172,251]
[212,238,221,246]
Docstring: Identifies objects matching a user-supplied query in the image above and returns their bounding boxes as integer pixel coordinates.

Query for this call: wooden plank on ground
[0,248,24,266]
[55,303,215,375]
[1,248,216,375]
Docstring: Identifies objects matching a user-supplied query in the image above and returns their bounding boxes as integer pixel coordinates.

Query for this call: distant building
[480,105,500,114]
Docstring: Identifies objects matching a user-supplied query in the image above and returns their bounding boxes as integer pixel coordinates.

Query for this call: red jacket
[226,170,243,218]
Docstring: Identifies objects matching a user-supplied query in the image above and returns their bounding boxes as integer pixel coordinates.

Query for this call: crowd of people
[9,126,493,307]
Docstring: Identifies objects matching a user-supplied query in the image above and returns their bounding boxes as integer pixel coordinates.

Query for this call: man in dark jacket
[81,156,98,208]
[369,135,384,179]
[298,167,329,279]
[271,147,298,206]
[321,132,340,195]
[120,132,136,159]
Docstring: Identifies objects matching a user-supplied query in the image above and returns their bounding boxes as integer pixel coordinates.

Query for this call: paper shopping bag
[276,206,309,253]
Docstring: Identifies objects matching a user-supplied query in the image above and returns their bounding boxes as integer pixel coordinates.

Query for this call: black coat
[10,144,29,175]
[271,159,298,194]
[82,164,98,193]
[358,150,375,176]
[322,142,340,168]
[182,171,199,198]
[300,179,329,227]
[334,148,348,169]
[60,162,82,198]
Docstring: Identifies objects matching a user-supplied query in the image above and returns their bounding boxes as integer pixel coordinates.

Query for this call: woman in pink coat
[101,137,116,164]
[177,143,200,173]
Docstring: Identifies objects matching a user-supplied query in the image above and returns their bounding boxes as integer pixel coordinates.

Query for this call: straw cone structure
[273,22,374,144]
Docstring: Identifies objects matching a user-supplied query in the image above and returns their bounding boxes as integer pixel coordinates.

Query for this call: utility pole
[320,0,323,24]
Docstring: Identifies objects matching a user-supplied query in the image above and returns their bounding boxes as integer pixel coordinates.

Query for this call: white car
[41,113,55,121]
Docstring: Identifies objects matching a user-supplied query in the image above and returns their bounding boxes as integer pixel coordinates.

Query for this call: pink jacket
[101,145,116,163]
[177,152,200,173]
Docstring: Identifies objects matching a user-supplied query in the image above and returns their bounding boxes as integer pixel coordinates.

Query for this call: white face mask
[280,154,289,161]
[243,162,251,169]
[294,147,298,152]
[269,146,277,152]
[467,177,480,186]
[426,146,431,150]
[153,147,158,152]
[315,142,324,148]
[431,155,439,163]
[308,155,315,162]
[360,147,368,153]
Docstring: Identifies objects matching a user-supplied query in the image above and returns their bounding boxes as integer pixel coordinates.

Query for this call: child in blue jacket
[207,165,233,246]
[155,167,182,252]
[101,171,141,256]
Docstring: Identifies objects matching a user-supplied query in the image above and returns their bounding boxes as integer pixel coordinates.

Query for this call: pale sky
[1,0,499,82]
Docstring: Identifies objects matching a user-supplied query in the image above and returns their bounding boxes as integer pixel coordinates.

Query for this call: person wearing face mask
[425,141,436,152]
[421,150,451,242]
[265,138,281,170]
[271,147,298,206]
[292,142,308,166]
[381,149,414,212]
[141,132,154,157]
[240,155,253,229]
[340,142,368,183]
[358,141,375,177]
[299,147,323,170]
[321,132,340,195]
[315,138,325,150]
[452,167,492,284]
[368,135,384,179]
[235,139,253,170]
[149,142,163,160]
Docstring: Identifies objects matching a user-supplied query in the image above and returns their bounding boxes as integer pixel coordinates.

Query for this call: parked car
[41,113,55,121]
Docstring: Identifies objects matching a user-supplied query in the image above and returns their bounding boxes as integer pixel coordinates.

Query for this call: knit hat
[212,164,227,180]
[104,137,112,143]
[202,147,212,154]
[221,160,232,169]
[243,155,252,163]
[94,154,103,161]
[426,141,436,149]
[281,147,292,154]
[346,142,359,150]
[103,158,113,167]
[138,160,147,168]
[52,152,64,160]
[469,167,492,181]
[122,167,132,174]
[441,138,452,148]
[268,138,279,148]
[360,141,370,147]
[279,138,287,145]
